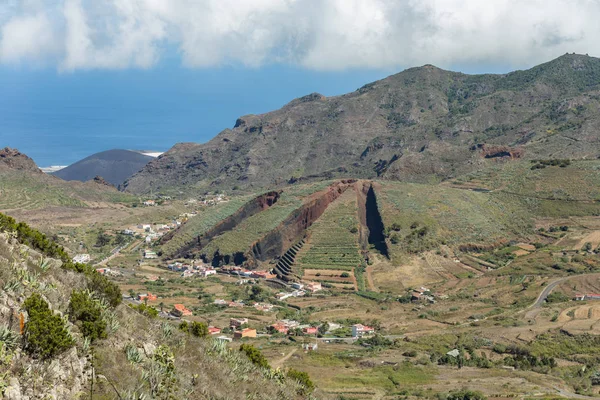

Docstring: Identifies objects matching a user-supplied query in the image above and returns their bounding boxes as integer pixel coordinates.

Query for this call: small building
[170,304,193,317]
[200,269,217,277]
[254,303,274,312]
[96,267,111,275]
[230,318,249,328]
[303,326,318,335]
[143,200,156,206]
[122,229,134,236]
[137,293,158,302]
[208,326,222,335]
[291,282,304,290]
[213,299,228,306]
[576,293,600,301]
[228,301,244,308]
[303,342,318,351]
[305,282,322,292]
[351,324,375,338]
[216,335,232,342]
[73,254,91,264]
[144,250,158,259]
[234,328,257,339]
[271,323,289,334]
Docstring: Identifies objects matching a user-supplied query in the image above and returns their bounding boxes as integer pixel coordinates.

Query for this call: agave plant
[125,344,143,364]
[160,321,173,340]
[3,279,22,294]
[123,390,148,400]
[0,326,18,351]
[38,257,51,272]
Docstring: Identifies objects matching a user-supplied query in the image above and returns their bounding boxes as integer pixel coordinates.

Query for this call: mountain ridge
[122,53,600,194]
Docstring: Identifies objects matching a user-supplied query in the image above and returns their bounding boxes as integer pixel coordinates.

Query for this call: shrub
[340,272,350,278]
[68,290,107,342]
[239,344,270,369]
[287,368,314,394]
[445,389,487,400]
[23,293,74,359]
[546,292,570,303]
[129,303,159,318]
[190,321,208,338]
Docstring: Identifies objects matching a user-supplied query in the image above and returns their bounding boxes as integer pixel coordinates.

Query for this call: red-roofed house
[137,293,158,302]
[171,304,193,317]
[351,324,375,338]
[303,326,318,335]
[271,322,289,334]
[208,326,221,335]
[234,328,257,339]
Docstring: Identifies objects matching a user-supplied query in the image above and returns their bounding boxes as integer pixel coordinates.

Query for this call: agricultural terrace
[161,195,253,257]
[375,182,532,259]
[200,181,334,256]
[453,159,600,217]
[297,188,361,290]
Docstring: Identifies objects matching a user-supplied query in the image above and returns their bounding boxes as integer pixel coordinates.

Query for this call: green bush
[23,293,74,359]
[239,344,270,369]
[68,290,107,342]
[129,303,159,318]
[190,321,208,338]
[287,368,314,394]
[444,389,487,400]
[546,292,570,303]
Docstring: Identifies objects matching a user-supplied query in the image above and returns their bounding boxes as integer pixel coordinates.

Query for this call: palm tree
[159,302,164,313]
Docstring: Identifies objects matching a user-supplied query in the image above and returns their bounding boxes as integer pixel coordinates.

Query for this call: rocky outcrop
[0,147,41,173]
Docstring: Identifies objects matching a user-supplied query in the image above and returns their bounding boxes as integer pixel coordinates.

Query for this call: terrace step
[274,239,306,280]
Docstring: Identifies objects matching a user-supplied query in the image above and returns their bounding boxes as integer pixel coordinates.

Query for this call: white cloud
[1,0,600,70]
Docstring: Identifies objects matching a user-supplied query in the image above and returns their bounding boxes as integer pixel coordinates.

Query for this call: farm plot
[298,189,362,278]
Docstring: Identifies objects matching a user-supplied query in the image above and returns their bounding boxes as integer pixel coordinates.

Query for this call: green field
[298,188,362,272]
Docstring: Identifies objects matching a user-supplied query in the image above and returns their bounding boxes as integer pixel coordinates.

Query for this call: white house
[73,254,91,264]
[351,324,375,338]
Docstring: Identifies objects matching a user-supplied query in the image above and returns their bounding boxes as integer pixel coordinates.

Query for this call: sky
[1,0,599,166]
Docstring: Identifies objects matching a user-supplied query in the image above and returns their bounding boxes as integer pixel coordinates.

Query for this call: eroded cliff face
[162,191,280,259]
[250,182,352,263]
[200,181,356,267]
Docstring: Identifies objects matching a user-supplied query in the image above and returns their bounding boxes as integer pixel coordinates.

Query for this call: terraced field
[297,188,362,274]
[200,181,333,257]
[160,196,253,257]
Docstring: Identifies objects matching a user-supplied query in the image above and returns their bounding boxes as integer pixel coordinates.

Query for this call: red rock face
[162,191,281,258]
[0,147,42,173]
[248,182,351,264]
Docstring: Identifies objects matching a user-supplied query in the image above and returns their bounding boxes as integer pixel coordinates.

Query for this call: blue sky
[0,0,597,166]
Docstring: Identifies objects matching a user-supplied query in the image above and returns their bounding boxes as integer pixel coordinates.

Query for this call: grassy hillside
[0,170,136,210]
[375,181,533,259]
[453,159,600,216]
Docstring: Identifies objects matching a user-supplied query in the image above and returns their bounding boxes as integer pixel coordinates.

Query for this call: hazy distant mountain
[123,54,600,194]
[54,149,153,186]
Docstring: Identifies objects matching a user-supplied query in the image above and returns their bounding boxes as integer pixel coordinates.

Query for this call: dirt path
[365,265,378,292]
[272,348,297,369]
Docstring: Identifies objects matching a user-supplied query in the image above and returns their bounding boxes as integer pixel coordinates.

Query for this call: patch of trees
[286,368,314,394]
[179,321,208,338]
[0,212,121,307]
[530,159,571,169]
[129,303,159,319]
